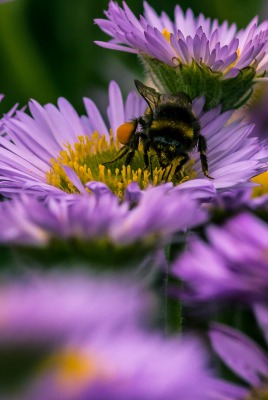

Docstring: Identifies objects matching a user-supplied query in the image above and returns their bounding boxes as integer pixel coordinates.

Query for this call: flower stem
[163,238,186,335]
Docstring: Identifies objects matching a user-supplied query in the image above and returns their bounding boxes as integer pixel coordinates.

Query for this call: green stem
[163,239,185,335]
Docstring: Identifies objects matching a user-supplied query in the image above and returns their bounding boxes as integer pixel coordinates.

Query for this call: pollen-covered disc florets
[45,130,170,198]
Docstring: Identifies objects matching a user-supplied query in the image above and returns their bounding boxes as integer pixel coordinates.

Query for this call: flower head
[172,210,268,306]
[22,334,212,400]
[95,1,268,77]
[0,81,265,199]
[95,1,268,110]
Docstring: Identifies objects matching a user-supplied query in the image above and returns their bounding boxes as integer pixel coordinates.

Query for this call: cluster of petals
[0,182,207,247]
[172,211,268,305]
[0,81,266,199]
[95,1,268,77]
[210,303,268,399]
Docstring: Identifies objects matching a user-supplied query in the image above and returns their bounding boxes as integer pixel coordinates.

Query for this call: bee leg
[102,146,129,165]
[149,154,157,177]
[138,133,152,175]
[121,130,141,167]
[125,149,136,166]
[142,140,152,174]
[165,153,190,182]
[143,149,149,170]
[163,164,173,182]
[198,135,213,179]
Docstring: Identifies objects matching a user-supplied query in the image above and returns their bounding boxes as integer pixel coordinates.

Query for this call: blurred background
[0,0,265,114]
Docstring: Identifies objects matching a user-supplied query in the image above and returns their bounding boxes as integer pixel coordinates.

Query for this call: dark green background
[0,0,264,113]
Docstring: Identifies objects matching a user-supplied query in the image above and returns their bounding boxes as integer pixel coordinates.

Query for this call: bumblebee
[103,80,212,181]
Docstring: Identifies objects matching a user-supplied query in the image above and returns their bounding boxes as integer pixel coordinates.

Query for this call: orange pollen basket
[117,121,135,145]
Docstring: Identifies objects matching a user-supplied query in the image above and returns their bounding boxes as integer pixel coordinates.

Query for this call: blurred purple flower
[22,334,213,400]
[0,270,154,346]
[95,1,268,78]
[0,271,215,400]
[172,211,268,305]
[209,187,254,211]
[210,304,268,399]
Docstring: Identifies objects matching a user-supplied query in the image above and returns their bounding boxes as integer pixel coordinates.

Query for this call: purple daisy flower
[95,2,268,110]
[20,334,213,400]
[0,81,265,199]
[95,1,268,78]
[172,210,268,306]
[210,305,268,399]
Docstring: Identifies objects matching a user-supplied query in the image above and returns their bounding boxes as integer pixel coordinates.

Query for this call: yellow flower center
[251,171,268,197]
[39,349,111,394]
[46,131,197,198]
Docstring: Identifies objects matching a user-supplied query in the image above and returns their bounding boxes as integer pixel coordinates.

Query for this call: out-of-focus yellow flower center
[251,171,268,197]
[246,385,268,400]
[162,28,171,43]
[40,349,110,393]
[46,131,196,198]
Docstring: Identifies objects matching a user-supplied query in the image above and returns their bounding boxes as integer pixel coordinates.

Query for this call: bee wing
[134,80,160,112]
